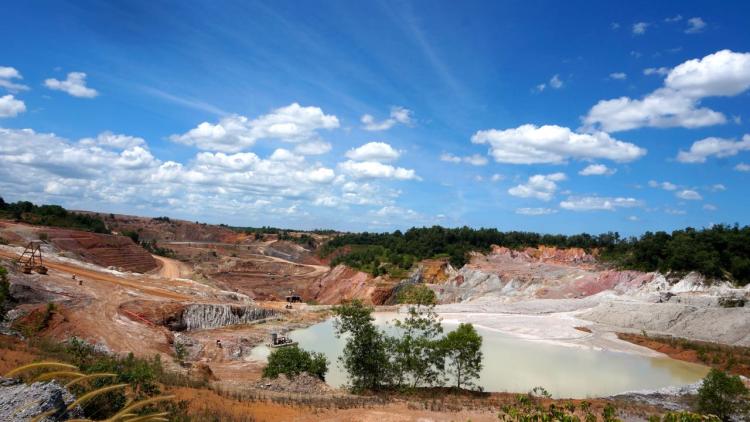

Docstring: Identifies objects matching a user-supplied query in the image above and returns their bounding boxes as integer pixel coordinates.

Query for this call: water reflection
[249,315,708,398]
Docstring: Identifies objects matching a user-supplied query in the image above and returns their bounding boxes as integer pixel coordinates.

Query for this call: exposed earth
[1,215,749,421]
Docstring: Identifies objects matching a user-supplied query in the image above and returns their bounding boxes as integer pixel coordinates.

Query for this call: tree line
[321,224,750,286]
[0,197,109,234]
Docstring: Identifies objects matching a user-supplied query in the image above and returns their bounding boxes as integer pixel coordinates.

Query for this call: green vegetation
[696,369,749,421]
[397,284,437,305]
[262,345,328,381]
[440,323,483,389]
[332,300,483,392]
[321,224,750,285]
[0,265,11,321]
[122,229,176,257]
[0,197,110,233]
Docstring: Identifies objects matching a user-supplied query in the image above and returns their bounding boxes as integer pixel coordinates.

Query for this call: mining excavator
[15,241,48,275]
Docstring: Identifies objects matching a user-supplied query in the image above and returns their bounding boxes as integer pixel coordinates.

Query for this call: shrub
[696,368,749,420]
[263,345,328,381]
[397,284,437,306]
[0,265,10,321]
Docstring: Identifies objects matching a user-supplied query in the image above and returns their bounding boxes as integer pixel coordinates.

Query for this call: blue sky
[1,1,749,234]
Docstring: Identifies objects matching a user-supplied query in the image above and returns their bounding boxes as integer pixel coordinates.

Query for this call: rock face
[180,304,275,331]
[0,377,82,422]
[305,265,375,305]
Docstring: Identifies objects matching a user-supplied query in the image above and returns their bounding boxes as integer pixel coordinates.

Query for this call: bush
[397,284,436,306]
[0,265,11,321]
[696,368,749,420]
[263,346,328,381]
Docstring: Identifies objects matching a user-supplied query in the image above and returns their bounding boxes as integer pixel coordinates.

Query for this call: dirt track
[152,255,193,279]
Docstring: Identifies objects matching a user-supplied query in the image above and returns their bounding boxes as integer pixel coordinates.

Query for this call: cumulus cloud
[440,152,488,166]
[579,164,616,176]
[676,189,702,200]
[535,75,563,92]
[508,173,566,201]
[338,160,418,180]
[44,72,98,98]
[644,67,670,76]
[664,15,683,23]
[294,140,331,155]
[632,22,648,35]
[471,124,645,164]
[0,95,25,118]
[609,72,627,80]
[676,135,750,163]
[0,127,350,220]
[648,180,678,191]
[685,17,706,34]
[703,204,718,211]
[0,66,29,92]
[515,207,558,216]
[560,196,643,211]
[346,141,401,162]
[735,162,750,172]
[361,106,413,131]
[170,103,339,153]
[584,50,750,132]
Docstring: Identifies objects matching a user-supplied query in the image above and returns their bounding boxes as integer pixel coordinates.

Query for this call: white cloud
[584,50,750,132]
[508,173,566,201]
[627,215,640,221]
[0,66,29,92]
[676,189,702,200]
[735,162,750,172]
[560,196,643,211]
[338,160,418,180]
[440,152,488,166]
[472,124,645,164]
[361,106,413,131]
[685,17,706,34]
[665,15,683,23]
[535,83,546,92]
[676,135,750,163]
[44,72,98,98]
[703,204,718,211]
[632,22,649,35]
[549,74,563,89]
[490,174,504,182]
[294,140,331,155]
[665,208,687,215]
[709,184,726,192]
[346,141,401,162]
[644,67,670,76]
[170,103,339,152]
[609,72,627,80]
[648,180,678,191]
[79,131,146,150]
[515,207,558,216]
[0,95,25,118]
[579,164,616,176]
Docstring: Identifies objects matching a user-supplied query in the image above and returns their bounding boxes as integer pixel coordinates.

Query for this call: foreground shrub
[696,368,749,421]
[262,345,328,381]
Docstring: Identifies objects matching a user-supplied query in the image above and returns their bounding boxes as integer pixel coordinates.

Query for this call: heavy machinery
[15,241,48,275]
[267,332,297,348]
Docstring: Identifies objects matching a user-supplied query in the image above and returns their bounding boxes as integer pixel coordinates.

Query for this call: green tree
[392,304,444,388]
[333,300,392,391]
[696,368,749,421]
[262,346,328,381]
[441,323,483,389]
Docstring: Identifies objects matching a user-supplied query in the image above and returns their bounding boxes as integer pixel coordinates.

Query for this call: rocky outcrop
[0,377,82,421]
[305,265,375,305]
[179,304,275,331]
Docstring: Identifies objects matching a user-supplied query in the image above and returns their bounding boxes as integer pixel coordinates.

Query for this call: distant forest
[321,225,750,286]
[0,198,109,234]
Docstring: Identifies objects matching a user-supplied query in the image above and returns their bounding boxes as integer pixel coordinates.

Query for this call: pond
[248,313,709,398]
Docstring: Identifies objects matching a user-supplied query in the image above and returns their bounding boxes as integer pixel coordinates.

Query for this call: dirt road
[152,255,193,279]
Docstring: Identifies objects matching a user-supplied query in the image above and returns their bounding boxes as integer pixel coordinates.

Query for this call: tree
[392,304,444,388]
[441,323,483,389]
[333,300,392,391]
[263,346,328,381]
[697,368,749,421]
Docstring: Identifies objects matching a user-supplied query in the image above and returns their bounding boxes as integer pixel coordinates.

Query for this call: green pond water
[249,314,709,398]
